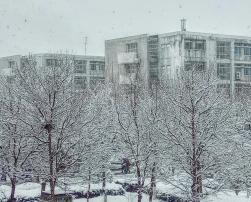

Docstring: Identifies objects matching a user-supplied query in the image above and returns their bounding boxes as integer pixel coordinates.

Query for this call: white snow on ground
[0,185,11,200]
[66,182,122,193]
[1,182,251,202]
[58,176,123,193]
[73,191,251,202]
[16,182,41,198]
[0,182,42,199]
[0,182,123,201]
[202,191,251,202]
[114,175,183,197]
[74,192,158,202]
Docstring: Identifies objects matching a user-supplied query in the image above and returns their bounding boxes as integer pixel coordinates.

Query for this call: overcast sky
[0,0,251,57]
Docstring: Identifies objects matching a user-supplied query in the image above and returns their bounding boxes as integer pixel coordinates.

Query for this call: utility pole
[84,36,88,56]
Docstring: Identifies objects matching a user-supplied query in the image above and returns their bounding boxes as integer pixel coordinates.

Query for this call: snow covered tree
[226,87,251,197]
[145,83,163,202]
[78,85,113,202]
[0,76,38,202]
[113,77,160,202]
[158,67,235,202]
[13,54,96,199]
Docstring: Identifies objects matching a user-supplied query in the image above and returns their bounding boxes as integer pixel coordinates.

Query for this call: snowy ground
[0,183,42,199]
[73,192,251,202]
[0,181,250,202]
[74,192,158,202]
[203,191,250,202]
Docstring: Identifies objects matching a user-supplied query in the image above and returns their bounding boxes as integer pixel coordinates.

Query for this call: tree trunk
[191,159,202,202]
[191,109,201,202]
[247,185,250,198]
[87,167,91,202]
[245,177,250,198]
[36,175,40,183]
[137,191,142,202]
[149,162,156,202]
[197,161,202,194]
[41,182,46,195]
[1,169,6,181]
[136,161,142,202]
[47,125,55,200]
[102,171,107,202]
[9,177,16,202]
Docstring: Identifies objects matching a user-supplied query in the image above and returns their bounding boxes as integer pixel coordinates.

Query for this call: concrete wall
[158,31,251,97]
[159,34,183,80]
[105,34,148,85]
[0,55,22,76]
[0,53,105,89]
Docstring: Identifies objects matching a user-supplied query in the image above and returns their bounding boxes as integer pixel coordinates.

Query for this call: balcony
[184,50,206,62]
[235,54,251,61]
[117,52,139,64]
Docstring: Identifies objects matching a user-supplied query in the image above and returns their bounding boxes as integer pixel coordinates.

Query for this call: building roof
[0,53,105,61]
[160,31,251,41]
[106,31,251,42]
[105,34,148,42]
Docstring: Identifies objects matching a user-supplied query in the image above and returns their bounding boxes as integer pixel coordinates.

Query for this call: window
[124,64,138,74]
[234,43,251,61]
[217,63,230,80]
[217,41,231,59]
[195,41,205,50]
[185,40,193,49]
[99,64,105,71]
[126,43,138,53]
[8,61,16,69]
[160,44,170,58]
[74,76,86,89]
[236,64,251,76]
[184,39,205,50]
[149,69,158,80]
[244,47,251,56]
[244,68,251,75]
[90,61,105,72]
[150,56,158,64]
[185,39,206,60]
[235,47,241,55]
[46,59,59,66]
[74,60,87,73]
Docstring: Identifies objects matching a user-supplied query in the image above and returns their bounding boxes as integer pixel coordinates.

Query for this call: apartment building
[0,53,105,89]
[105,25,251,97]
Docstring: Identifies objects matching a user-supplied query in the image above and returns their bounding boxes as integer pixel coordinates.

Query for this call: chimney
[181,18,186,31]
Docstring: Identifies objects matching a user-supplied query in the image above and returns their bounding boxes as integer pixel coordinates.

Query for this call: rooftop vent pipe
[181,18,186,31]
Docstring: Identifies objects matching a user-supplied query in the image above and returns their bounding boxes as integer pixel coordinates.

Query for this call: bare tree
[159,67,234,202]
[0,76,37,202]
[113,75,159,202]
[226,87,251,197]
[14,54,95,199]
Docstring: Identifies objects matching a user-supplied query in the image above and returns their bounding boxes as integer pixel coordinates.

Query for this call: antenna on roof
[181,18,186,31]
[84,36,88,56]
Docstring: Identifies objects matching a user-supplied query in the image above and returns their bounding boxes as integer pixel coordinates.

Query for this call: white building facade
[105,31,251,97]
[0,53,105,89]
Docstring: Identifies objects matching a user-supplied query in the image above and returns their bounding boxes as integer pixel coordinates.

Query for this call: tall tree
[159,67,234,202]
[113,77,159,202]
[226,87,251,197]
[0,77,37,202]
[14,54,95,199]
[78,85,113,202]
